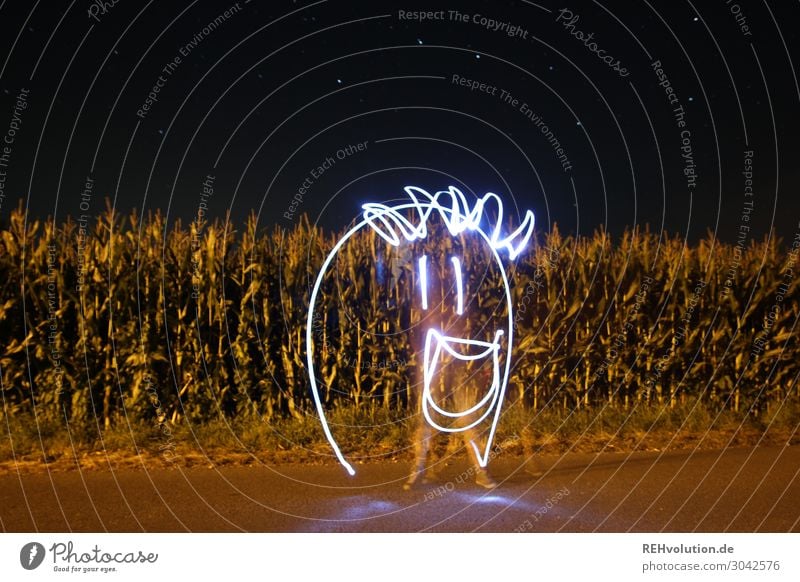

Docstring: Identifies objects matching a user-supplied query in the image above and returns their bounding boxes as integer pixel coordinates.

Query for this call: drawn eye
[418,255,428,310]
[451,256,464,315]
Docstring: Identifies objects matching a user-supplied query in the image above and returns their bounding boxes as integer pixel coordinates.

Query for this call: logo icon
[20,542,46,570]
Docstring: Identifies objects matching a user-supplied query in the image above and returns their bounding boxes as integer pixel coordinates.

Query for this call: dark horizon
[0,0,797,244]
[2,192,797,253]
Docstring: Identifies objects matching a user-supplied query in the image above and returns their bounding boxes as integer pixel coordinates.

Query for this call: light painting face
[307,186,535,475]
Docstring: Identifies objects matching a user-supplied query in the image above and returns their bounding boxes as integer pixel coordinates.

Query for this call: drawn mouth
[422,328,504,432]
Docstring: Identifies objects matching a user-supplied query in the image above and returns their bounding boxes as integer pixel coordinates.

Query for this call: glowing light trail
[451,256,464,315]
[422,328,504,430]
[306,186,534,474]
[419,255,428,310]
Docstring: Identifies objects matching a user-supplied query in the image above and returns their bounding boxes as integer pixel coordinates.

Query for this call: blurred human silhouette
[403,357,497,490]
[402,251,498,490]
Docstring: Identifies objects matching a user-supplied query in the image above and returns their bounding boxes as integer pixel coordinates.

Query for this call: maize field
[0,202,798,442]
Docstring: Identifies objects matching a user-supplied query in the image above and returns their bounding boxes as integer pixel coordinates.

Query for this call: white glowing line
[307,223,365,476]
[419,255,428,310]
[361,186,535,259]
[451,256,464,314]
[422,329,504,429]
[308,186,533,474]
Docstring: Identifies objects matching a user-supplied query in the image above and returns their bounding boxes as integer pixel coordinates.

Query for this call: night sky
[0,0,798,242]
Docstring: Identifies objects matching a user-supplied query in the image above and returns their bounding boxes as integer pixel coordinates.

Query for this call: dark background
[0,0,797,242]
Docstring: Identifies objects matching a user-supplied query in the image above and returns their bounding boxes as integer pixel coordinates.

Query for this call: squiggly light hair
[361,186,535,260]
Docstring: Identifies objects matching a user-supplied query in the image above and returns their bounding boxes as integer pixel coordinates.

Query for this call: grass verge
[1,399,797,473]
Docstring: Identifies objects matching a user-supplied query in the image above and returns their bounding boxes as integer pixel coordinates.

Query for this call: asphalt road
[1,446,798,532]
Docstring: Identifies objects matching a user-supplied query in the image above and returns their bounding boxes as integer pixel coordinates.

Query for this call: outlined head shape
[307,186,535,475]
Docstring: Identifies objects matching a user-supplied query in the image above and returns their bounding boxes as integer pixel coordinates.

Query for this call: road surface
[1,446,798,532]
